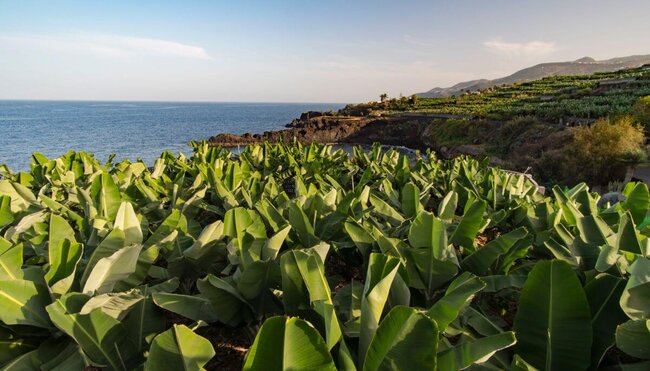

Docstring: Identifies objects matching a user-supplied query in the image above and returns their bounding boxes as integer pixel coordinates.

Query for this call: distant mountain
[416,54,650,98]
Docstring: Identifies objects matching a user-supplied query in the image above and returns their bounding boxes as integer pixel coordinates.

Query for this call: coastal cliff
[207,114,434,150]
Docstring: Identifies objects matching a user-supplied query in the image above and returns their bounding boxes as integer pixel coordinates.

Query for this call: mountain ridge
[416,54,650,98]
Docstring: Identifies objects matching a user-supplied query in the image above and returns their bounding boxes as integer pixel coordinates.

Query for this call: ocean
[0,100,343,171]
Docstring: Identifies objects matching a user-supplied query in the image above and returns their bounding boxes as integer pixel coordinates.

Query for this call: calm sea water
[0,100,343,171]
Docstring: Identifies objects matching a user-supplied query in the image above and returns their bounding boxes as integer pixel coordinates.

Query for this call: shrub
[563,116,645,184]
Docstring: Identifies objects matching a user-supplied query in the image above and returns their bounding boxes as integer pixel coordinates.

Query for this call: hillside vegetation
[417,54,650,98]
[0,142,649,370]
[372,66,650,121]
[338,67,650,186]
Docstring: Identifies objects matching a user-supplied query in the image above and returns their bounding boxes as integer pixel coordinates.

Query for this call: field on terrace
[0,142,648,370]
[409,67,650,120]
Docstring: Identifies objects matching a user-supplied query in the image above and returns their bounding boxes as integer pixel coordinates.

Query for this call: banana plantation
[0,142,648,370]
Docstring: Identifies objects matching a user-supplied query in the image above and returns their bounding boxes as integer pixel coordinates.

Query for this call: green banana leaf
[152,292,219,323]
[82,243,143,295]
[359,253,401,365]
[113,202,144,246]
[144,324,215,371]
[400,182,423,218]
[620,257,650,320]
[0,278,53,329]
[46,297,137,370]
[363,306,438,371]
[584,273,628,368]
[48,214,76,264]
[122,283,176,353]
[243,316,336,371]
[437,331,517,371]
[450,198,487,251]
[460,227,530,275]
[621,182,650,225]
[513,260,592,370]
[81,228,127,285]
[196,274,253,326]
[427,272,486,332]
[90,173,122,223]
[0,243,23,280]
[79,289,144,320]
[0,195,14,228]
[45,239,82,296]
[0,327,37,367]
[615,320,650,360]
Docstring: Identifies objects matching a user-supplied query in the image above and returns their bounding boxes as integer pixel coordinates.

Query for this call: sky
[1,0,649,103]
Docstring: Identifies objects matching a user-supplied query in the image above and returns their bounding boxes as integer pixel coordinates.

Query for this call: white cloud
[0,33,212,60]
[483,39,557,57]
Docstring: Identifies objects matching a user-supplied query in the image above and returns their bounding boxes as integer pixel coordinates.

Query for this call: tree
[379,93,388,103]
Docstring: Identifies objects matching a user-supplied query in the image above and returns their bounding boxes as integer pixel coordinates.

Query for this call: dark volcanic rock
[206,113,434,150]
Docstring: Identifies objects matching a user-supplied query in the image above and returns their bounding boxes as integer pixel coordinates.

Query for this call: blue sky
[1,0,649,103]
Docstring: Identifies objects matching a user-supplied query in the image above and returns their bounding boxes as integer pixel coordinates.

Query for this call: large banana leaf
[243,316,336,371]
[584,273,628,368]
[90,173,122,222]
[437,331,517,370]
[288,202,322,247]
[513,260,592,370]
[0,327,37,367]
[113,202,143,246]
[460,227,530,275]
[46,297,137,370]
[45,239,82,296]
[405,212,458,299]
[449,198,487,250]
[0,180,37,213]
[81,228,126,285]
[223,207,266,248]
[0,195,14,228]
[196,274,253,326]
[280,249,332,311]
[79,289,144,320]
[363,306,438,371]
[408,211,454,261]
[369,193,405,226]
[36,339,90,371]
[621,182,650,225]
[359,253,401,365]
[123,283,175,353]
[400,182,423,218]
[427,272,486,332]
[82,243,143,295]
[0,278,53,329]
[144,324,215,371]
[48,214,76,264]
[620,257,650,320]
[0,243,22,280]
[152,292,219,323]
[615,320,650,359]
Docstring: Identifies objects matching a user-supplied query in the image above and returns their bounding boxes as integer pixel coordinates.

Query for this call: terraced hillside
[392,66,650,121]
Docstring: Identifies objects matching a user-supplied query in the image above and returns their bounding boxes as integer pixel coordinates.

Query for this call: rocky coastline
[206,111,444,151]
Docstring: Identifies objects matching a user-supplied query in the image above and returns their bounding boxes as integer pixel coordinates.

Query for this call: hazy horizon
[2,0,650,103]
